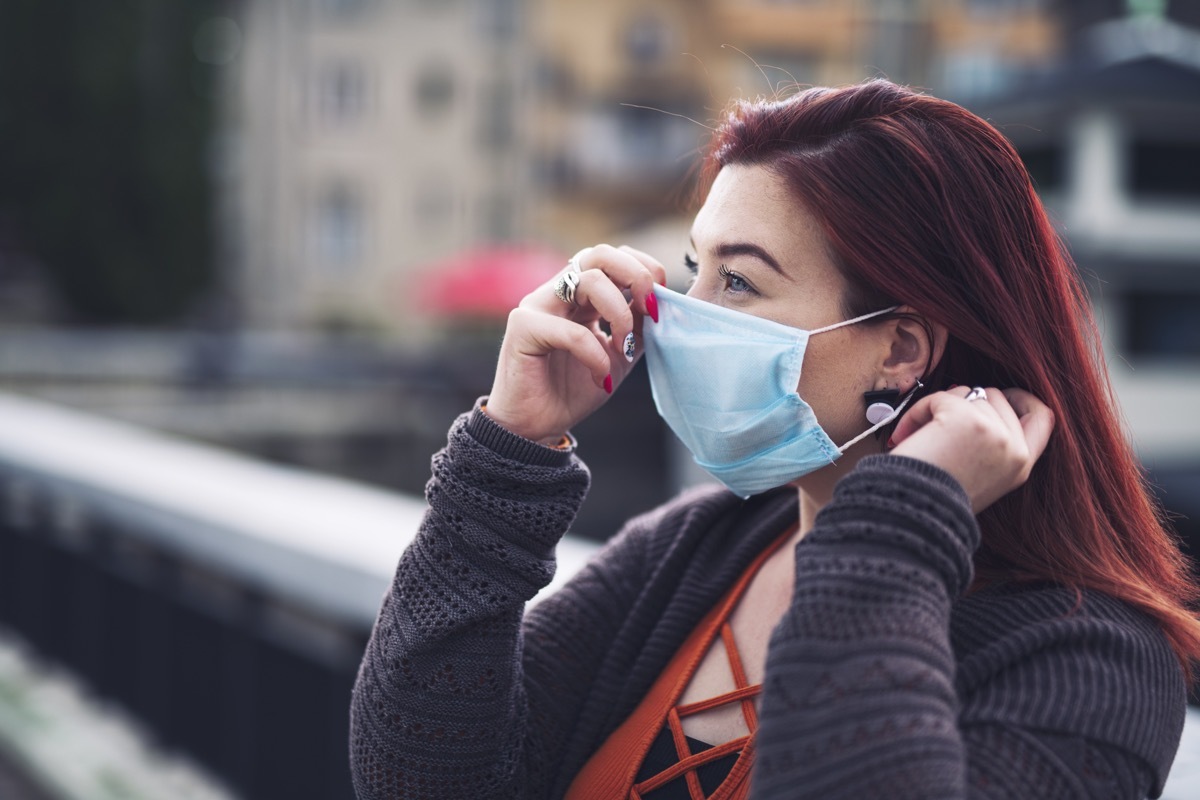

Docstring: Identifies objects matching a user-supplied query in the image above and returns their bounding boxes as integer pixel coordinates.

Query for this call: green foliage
[0,0,223,323]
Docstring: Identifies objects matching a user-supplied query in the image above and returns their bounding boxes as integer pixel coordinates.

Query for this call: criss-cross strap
[631,621,762,800]
[564,525,797,800]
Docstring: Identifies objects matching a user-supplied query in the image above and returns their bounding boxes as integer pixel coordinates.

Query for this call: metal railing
[0,391,599,799]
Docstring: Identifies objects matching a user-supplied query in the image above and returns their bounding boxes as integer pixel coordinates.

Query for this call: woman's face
[686,164,885,447]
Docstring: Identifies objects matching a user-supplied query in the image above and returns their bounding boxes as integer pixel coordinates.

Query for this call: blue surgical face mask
[642,286,913,498]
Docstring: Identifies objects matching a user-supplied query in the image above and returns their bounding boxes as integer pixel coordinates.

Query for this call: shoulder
[953,582,1187,788]
[952,583,1183,687]
[614,483,798,562]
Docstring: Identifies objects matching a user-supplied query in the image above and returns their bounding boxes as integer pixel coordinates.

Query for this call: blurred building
[227,0,534,332]
[981,1,1200,554]
[223,0,1062,332]
[525,0,1060,259]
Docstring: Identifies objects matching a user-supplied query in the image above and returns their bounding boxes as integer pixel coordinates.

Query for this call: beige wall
[231,0,532,332]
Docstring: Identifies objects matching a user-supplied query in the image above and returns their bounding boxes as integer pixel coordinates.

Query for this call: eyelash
[718,265,754,294]
[683,254,755,295]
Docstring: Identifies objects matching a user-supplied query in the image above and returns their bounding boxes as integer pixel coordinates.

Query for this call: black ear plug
[863,388,901,424]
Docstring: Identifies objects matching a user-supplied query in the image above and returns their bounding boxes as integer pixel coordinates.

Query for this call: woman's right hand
[483,244,666,444]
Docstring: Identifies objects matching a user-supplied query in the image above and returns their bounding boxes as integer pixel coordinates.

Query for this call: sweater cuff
[463,396,578,468]
[817,453,980,596]
[858,453,972,508]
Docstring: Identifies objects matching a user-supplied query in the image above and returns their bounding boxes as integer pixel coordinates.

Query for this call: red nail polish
[646,292,659,323]
[604,374,613,394]
[886,436,896,448]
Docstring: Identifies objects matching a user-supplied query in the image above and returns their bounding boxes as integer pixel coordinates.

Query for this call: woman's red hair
[703,79,1200,675]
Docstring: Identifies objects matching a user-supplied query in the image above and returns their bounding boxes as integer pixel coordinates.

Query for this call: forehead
[691,164,843,288]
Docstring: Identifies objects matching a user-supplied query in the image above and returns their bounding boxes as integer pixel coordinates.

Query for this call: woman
[350,80,1198,799]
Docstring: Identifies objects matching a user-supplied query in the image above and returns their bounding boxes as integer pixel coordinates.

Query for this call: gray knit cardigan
[349,402,1187,799]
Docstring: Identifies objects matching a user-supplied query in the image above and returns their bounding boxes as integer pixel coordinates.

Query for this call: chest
[676,539,797,744]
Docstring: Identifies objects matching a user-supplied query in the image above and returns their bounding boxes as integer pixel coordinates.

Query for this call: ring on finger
[964,386,988,402]
[553,269,582,306]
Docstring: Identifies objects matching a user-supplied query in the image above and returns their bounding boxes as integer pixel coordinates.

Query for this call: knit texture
[349,406,1188,799]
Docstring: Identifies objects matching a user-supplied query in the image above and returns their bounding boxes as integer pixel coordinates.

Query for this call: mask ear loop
[835,379,923,453]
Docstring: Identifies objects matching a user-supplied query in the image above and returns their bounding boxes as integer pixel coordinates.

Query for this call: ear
[876,309,947,391]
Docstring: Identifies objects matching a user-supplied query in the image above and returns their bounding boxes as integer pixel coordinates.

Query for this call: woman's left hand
[888,387,1055,514]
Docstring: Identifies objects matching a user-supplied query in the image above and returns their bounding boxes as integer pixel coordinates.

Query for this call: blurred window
[480,195,514,242]
[414,179,453,228]
[1019,144,1065,192]
[939,49,1013,99]
[479,82,514,150]
[533,151,576,191]
[618,108,668,165]
[533,55,575,102]
[965,0,1046,15]
[415,63,456,117]
[315,61,369,125]
[313,0,373,18]
[477,0,519,41]
[314,187,365,269]
[1126,288,1200,359]
[1129,141,1200,199]
[625,15,669,65]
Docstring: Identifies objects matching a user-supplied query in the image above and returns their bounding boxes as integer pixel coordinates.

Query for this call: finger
[617,245,666,323]
[890,392,939,445]
[1002,388,1056,462]
[980,385,1023,437]
[618,245,669,287]
[509,308,612,388]
[573,270,636,359]
[581,244,661,321]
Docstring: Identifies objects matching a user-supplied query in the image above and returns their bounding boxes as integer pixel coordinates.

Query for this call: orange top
[565,525,797,800]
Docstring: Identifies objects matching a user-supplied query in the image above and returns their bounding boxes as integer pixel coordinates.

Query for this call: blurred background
[0,0,1197,798]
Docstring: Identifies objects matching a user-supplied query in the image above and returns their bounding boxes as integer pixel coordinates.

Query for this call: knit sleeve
[349,401,599,800]
[750,454,1186,800]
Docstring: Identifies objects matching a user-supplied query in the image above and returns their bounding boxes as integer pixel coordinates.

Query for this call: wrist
[481,403,569,448]
[466,397,576,466]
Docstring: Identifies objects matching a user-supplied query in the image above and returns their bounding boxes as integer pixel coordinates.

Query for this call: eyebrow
[690,234,790,279]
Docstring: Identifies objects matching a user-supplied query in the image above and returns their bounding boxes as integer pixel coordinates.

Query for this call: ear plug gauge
[863,388,902,425]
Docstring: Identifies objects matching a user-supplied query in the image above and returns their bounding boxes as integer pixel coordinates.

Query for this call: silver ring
[553,269,581,305]
[964,386,988,402]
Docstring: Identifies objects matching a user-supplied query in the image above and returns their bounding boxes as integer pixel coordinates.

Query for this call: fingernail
[886,436,896,448]
[604,374,613,394]
[623,332,636,363]
[948,384,959,389]
[646,292,659,323]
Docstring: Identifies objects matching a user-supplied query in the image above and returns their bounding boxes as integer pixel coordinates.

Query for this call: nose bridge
[683,277,721,305]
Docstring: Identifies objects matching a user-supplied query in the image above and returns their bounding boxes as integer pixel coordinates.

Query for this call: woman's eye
[683,254,698,274]
[717,265,753,294]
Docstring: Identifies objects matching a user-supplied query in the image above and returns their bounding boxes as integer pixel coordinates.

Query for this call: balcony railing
[0,391,599,799]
